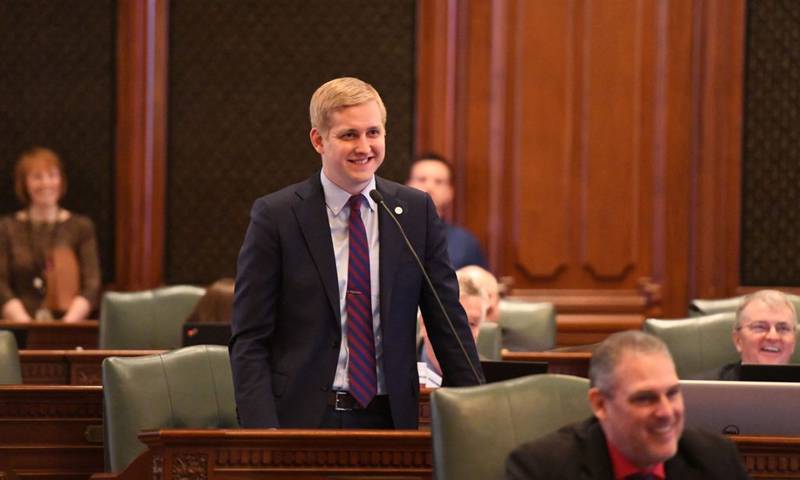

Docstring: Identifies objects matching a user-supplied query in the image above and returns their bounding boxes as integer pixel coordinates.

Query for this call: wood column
[115,0,169,290]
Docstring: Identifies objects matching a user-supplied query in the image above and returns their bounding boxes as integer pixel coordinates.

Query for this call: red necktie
[346,195,377,407]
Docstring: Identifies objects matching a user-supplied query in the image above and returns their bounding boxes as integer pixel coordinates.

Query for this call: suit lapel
[579,419,616,480]
[292,174,340,323]
[375,177,409,331]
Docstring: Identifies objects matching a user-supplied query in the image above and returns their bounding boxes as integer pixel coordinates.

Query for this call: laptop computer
[480,360,548,383]
[680,379,800,436]
[739,363,800,382]
[0,328,27,349]
[181,323,231,347]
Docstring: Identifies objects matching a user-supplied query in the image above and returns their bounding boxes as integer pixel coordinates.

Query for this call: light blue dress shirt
[320,171,386,395]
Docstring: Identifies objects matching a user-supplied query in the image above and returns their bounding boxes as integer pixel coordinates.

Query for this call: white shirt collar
[320,170,377,215]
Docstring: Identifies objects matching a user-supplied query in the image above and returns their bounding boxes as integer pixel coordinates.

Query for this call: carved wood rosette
[172,453,207,480]
[734,435,800,479]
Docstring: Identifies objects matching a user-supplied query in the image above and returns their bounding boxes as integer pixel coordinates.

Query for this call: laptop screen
[480,360,548,383]
[681,379,800,436]
[182,323,231,347]
[739,363,800,382]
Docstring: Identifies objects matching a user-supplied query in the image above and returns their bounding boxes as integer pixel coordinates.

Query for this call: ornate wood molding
[135,429,433,479]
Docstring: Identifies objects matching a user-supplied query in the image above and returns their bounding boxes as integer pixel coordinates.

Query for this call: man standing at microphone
[230,77,484,429]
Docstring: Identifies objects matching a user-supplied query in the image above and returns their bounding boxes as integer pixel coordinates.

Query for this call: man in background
[457,265,500,323]
[419,266,494,377]
[505,330,749,479]
[700,289,797,380]
[406,153,487,269]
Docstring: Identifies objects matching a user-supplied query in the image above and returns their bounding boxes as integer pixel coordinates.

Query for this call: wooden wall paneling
[488,0,515,268]
[456,0,494,257]
[415,0,458,162]
[507,0,574,281]
[115,0,169,290]
[581,0,642,281]
[419,0,744,321]
[654,0,695,317]
[691,0,746,301]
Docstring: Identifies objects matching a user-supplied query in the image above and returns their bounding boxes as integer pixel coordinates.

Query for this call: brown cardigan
[0,210,101,317]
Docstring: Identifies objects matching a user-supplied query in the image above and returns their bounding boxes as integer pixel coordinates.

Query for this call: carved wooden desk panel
[0,320,98,349]
[0,385,103,479]
[95,429,434,480]
[20,349,163,385]
[97,429,800,480]
[556,313,643,346]
[733,435,800,479]
[502,351,592,378]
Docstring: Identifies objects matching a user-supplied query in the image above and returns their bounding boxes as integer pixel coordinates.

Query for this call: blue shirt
[320,171,386,395]
[445,223,488,269]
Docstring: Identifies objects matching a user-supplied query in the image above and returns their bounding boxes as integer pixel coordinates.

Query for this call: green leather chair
[645,311,800,379]
[477,322,502,360]
[643,313,740,378]
[689,293,800,317]
[99,285,205,349]
[0,330,22,384]
[102,344,238,472]
[431,374,591,480]
[498,300,556,351]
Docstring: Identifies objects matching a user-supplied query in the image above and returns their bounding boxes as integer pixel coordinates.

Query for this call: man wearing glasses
[702,289,797,380]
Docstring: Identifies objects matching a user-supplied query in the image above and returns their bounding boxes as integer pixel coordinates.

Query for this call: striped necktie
[345,194,377,407]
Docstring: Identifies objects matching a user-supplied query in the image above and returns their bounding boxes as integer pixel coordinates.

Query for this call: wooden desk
[0,320,98,349]
[732,435,800,479]
[93,429,800,480]
[502,351,592,378]
[20,349,163,385]
[0,384,431,479]
[0,385,104,479]
[94,429,433,480]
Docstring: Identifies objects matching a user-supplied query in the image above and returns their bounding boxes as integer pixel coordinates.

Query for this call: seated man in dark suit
[700,289,797,380]
[406,153,487,269]
[505,330,749,480]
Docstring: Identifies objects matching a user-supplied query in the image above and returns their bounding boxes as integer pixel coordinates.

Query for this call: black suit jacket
[693,362,741,381]
[229,173,483,428]
[505,417,750,480]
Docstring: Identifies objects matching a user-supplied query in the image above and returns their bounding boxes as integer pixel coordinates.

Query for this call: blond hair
[309,77,387,135]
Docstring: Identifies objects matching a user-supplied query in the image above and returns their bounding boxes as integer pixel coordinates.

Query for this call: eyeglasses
[738,322,796,336]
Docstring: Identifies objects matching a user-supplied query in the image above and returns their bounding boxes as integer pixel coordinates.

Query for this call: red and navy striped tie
[346,194,377,407]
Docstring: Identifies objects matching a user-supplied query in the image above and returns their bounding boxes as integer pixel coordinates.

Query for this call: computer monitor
[181,323,231,347]
[480,360,548,383]
[739,363,800,382]
[680,379,800,436]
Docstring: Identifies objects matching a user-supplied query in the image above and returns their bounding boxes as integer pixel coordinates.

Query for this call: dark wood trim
[0,320,98,350]
[690,0,745,300]
[415,0,458,162]
[93,428,800,480]
[502,351,591,377]
[20,349,163,385]
[0,385,104,478]
[114,0,169,290]
[101,429,434,479]
[656,0,695,317]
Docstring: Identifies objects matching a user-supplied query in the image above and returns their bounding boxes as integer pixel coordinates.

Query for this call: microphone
[369,189,484,385]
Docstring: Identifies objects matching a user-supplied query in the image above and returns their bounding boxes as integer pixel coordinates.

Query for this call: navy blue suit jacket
[445,223,487,269]
[229,173,483,429]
